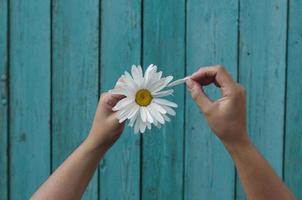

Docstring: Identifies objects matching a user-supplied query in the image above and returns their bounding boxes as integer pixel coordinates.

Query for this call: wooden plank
[237,0,288,199]
[284,0,302,198]
[0,0,8,199]
[99,0,141,199]
[52,0,99,199]
[185,0,238,199]
[142,0,185,199]
[9,0,51,199]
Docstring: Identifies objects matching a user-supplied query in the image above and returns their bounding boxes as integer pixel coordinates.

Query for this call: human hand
[186,65,250,148]
[86,92,125,151]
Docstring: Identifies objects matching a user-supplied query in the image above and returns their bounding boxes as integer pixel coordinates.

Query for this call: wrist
[222,133,253,157]
[83,130,110,155]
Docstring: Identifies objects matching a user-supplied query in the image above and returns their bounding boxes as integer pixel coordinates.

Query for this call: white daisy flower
[109,64,178,133]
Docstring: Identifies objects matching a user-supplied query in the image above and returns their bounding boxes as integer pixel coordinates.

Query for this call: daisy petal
[128,104,140,119]
[140,121,147,133]
[161,105,176,116]
[155,123,161,129]
[152,76,174,93]
[145,107,154,123]
[140,107,147,122]
[119,115,128,123]
[163,114,171,122]
[149,102,167,114]
[129,111,139,127]
[131,65,139,80]
[134,114,141,133]
[124,72,138,90]
[113,97,134,110]
[149,80,165,92]
[117,103,135,121]
[149,108,165,124]
[153,98,178,108]
[152,89,174,98]
[109,88,128,96]
[137,65,143,79]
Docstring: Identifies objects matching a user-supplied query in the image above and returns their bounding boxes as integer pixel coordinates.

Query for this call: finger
[100,92,125,113]
[190,65,235,88]
[186,79,212,112]
[111,94,125,103]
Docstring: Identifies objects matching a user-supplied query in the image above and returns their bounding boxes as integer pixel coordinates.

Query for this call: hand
[86,92,125,151]
[186,65,250,148]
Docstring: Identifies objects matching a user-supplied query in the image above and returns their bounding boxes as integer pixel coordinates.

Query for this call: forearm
[224,135,295,200]
[31,132,107,200]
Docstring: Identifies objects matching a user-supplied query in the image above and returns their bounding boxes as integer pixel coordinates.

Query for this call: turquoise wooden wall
[0,0,301,199]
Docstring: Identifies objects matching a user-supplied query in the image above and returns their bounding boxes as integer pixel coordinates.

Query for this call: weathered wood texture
[284,0,302,198]
[9,0,51,199]
[99,0,141,199]
[237,0,288,199]
[0,0,301,199]
[52,0,99,199]
[0,0,8,199]
[185,0,238,199]
[142,0,185,199]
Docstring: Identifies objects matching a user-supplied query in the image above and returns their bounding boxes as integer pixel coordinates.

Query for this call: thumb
[100,93,124,115]
[186,79,212,113]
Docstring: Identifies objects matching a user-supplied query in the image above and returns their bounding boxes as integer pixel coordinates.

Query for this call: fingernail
[186,79,194,90]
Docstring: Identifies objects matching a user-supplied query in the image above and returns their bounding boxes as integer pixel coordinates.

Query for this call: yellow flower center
[135,89,153,106]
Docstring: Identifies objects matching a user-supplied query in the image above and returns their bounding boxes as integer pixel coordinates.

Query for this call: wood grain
[0,1,301,199]
[142,0,185,199]
[99,0,141,199]
[9,0,51,199]
[237,0,288,199]
[0,0,8,199]
[185,0,238,199]
[284,0,302,199]
[52,0,99,199]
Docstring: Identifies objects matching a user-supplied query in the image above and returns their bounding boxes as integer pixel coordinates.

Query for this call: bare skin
[31,93,125,200]
[186,65,296,200]
[31,65,296,200]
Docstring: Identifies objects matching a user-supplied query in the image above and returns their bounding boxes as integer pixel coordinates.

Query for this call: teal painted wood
[142,0,185,199]
[99,0,141,199]
[237,0,288,199]
[284,0,302,198]
[2,1,302,199]
[52,0,99,199]
[0,0,8,199]
[185,0,238,199]
[9,0,51,199]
